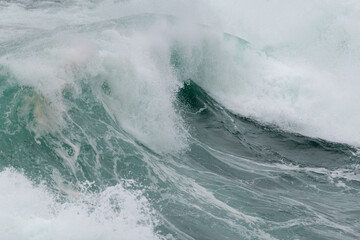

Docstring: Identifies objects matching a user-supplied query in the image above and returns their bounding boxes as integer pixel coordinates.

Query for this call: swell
[176,81,360,239]
[178,81,359,169]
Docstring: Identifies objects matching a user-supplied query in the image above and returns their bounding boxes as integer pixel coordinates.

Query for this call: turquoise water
[1,1,360,239]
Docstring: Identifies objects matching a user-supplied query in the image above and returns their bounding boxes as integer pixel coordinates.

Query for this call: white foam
[0,168,159,240]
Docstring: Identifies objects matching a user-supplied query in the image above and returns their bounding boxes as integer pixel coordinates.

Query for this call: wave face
[1,1,360,239]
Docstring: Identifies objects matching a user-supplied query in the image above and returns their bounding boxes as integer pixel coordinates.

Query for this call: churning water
[0,1,359,239]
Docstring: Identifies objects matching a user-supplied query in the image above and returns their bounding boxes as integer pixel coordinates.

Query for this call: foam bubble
[0,168,159,240]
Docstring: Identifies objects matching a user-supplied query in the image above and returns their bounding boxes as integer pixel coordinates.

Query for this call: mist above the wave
[192,0,360,146]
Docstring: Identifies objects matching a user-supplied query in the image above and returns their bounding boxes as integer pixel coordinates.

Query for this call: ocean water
[0,1,360,239]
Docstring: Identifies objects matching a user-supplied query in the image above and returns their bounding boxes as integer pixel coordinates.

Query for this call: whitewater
[0,0,359,239]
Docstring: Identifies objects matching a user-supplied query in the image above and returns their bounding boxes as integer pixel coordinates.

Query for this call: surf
[1,1,360,239]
